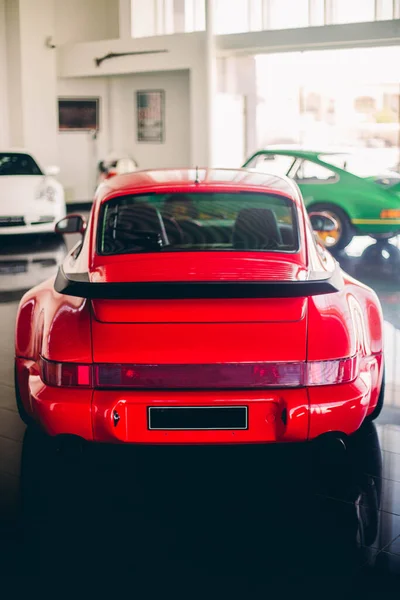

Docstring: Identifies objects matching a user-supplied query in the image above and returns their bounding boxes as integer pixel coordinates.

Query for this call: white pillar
[0,0,9,146]
[205,0,216,166]
[119,0,132,39]
[4,0,58,167]
[189,0,216,167]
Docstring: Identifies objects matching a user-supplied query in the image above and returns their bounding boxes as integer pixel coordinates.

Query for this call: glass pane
[215,0,249,34]
[131,0,156,37]
[249,0,263,31]
[184,0,195,30]
[98,192,298,255]
[294,160,337,181]
[193,0,206,30]
[331,0,375,24]
[250,154,296,175]
[164,0,174,33]
[155,0,164,34]
[376,0,394,20]
[269,0,309,30]
[309,0,325,26]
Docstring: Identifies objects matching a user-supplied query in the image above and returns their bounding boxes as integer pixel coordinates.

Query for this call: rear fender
[307,280,384,423]
[15,279,93,420]
[16,280,93,363]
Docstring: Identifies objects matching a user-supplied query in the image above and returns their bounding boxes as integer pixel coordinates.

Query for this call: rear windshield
[97,192,299,255]
[0,153,42,176]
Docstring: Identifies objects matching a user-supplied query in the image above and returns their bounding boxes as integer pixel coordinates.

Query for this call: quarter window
[294,160,338,183]
[249,154,296,176]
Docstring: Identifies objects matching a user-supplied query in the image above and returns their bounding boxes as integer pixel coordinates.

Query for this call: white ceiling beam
[216,18,400,55]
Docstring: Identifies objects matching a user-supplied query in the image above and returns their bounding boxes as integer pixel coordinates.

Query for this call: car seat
[103,203,169,253]
[232,208,283,250]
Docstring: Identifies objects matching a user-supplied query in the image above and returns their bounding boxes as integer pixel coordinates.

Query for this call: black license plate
[148,406,248,430]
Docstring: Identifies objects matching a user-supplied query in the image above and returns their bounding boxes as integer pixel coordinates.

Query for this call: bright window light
[330,0,375,24]
[215,0,249,34]
[268,0,309,30]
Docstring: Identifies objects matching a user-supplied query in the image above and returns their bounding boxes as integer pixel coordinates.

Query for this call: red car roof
[97,168,302,207]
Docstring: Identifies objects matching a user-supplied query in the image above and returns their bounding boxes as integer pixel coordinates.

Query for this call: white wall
[18,0,58,167]
[0,0,9,146]
[213,94,244,167]
[4,0,23,148]
[56,70,190,202]
[55,0,119,45]
[110,70,190,170]
[57,77,111,202]
[58,32,210,167]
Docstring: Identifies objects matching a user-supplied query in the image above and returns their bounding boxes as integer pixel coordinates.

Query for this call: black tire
[308,203,353,251]
[366,369,385,422]
[14,363,32,426]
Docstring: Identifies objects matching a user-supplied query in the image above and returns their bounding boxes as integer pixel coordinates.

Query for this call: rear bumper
[19,359,372,443]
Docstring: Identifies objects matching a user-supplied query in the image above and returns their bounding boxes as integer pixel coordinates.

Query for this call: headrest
[232,207,282,250]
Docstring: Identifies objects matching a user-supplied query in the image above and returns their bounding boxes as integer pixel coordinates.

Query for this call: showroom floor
[0,230,400,591]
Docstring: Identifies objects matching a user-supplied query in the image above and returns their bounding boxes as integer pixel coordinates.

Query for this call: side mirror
[45,165,60,177]
[55,214,87,235]
[309,211,338,233]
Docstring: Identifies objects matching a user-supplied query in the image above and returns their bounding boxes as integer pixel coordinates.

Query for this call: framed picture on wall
[58,98,100,131]
[136,90,165,143]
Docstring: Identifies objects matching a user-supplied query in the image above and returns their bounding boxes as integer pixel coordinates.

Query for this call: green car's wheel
[308,204,353,251]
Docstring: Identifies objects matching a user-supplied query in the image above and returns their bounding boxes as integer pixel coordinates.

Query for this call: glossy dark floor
[1,231,400,592]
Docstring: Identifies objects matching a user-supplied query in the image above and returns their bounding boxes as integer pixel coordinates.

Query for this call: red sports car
[15,168,385,445]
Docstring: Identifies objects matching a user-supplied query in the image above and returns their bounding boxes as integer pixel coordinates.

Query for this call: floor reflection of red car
[15,168,385,444]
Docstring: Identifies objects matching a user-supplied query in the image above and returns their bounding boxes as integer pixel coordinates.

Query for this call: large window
[131,0,205,37]
[268,0,310,30]
[98,192,298,255]
[215,0,249,34]
[131,0,399,38]
[184,0,206,31]
[256,46,400,162]
[328,0,375,24]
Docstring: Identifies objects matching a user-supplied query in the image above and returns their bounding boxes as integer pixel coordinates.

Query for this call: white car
[0,150,66,234]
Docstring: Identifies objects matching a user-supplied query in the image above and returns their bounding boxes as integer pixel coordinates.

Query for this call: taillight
[41,359,92,388]
[306,355,359,386]
[40,356,359,389]
[95,362,304,389]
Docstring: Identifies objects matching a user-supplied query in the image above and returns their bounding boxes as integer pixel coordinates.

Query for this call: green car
[243,149,400,250]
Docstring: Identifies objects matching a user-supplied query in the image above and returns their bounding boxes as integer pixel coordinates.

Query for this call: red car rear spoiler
[54,265,344,299]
